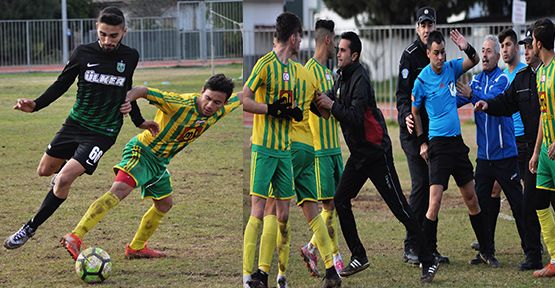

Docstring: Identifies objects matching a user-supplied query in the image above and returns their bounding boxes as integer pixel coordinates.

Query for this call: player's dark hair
[315,19,334,33]
[532,18,554,50]
[275,12,302,43]
[204,73,234,99]
[426,30,445,49]
[340,31,362,60]
[315,19,334,44]
[498,28,517,45]
[98,6,125,27]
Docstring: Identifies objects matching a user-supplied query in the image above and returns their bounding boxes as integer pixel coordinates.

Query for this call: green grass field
[244,120,555,288]
[0,65,243,287]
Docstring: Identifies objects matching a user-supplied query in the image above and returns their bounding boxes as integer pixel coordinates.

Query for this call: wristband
[464,44,476,60]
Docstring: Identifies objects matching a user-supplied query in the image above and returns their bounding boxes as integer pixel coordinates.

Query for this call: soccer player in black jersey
[4,6,158,250]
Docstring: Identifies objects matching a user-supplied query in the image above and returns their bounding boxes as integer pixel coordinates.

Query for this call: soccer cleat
[469,253,500,268]
[470,240,480,251]
[433,250,450,264]
[519,259,543,271]
[333,253,345,274]
[300,244,320,277]
[339,257,369,277]
[420,260,439,283]
[243,275,252,288]
[4,224,35,249]
[403,247,419,265]
[533,263,555,278]
[322,268,342,288]
[276,275,288,288]
[60,233,83,260]
[480,253,500,268]
[247,269,268,288]
[125,243,166,259]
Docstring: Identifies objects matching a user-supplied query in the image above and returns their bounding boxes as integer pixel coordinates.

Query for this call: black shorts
[428,136,474,190]
[46,118,117,175]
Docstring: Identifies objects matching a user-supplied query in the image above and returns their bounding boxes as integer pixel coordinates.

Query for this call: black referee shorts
[428,136,474,191]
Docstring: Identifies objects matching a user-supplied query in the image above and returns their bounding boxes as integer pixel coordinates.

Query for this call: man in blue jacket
[457,35,526,268]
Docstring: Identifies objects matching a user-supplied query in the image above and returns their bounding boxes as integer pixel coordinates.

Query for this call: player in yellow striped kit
[300,19,345,276]
[60,74,240,260]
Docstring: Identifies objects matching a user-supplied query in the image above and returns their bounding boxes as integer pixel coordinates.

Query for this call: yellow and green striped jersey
[538,58,555,147]
[246,51,297,156]
[291,62,319,151]
[136,88,240,159]
[305,58,341,156]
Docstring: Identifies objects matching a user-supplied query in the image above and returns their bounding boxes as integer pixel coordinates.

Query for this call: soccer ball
[75,247,112,283]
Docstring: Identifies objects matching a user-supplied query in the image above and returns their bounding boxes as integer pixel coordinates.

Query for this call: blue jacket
[458,66,515,160]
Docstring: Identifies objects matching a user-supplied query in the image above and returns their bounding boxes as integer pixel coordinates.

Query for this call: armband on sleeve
[464,44,477,60]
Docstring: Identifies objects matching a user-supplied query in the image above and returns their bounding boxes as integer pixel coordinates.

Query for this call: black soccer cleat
[403,247,419,265]
[247,269,268,288]
[433,250,450,264]
[469,252,500,268]
[420,260,439,283]
[322,267,342,288]
[339,256,370,277]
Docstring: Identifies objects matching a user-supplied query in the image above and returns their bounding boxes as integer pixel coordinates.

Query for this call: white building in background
[242,0,355,78]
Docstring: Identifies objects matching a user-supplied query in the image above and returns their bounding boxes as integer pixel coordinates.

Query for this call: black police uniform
[396,38,438,257]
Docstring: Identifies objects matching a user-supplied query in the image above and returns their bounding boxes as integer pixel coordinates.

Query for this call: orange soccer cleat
[60,233,83,261]
[125,243,166,259]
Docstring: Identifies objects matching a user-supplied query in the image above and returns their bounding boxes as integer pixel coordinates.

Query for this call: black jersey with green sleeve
[33,41,144,137]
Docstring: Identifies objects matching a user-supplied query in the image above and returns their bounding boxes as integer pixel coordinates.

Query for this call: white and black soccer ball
[75,247,112,284]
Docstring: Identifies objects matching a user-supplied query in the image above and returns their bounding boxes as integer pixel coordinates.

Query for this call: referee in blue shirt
[411,30,492,264]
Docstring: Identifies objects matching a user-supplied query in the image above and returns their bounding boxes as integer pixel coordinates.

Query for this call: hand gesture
[13,98,36,113]
[450,29,469,51]
[474,100,488,111]
[456,80,472,99]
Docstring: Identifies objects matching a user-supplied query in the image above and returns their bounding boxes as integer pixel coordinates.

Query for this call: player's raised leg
[61,170,135,260]
[4,157,83,250]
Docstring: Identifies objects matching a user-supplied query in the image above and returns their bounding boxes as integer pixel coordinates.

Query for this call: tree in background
[0,0,96,20]
[126,0,177,17]
[323,0,555,25]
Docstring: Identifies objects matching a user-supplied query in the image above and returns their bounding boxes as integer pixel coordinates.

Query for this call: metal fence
[0,0,242,66]
[244,22,533,120]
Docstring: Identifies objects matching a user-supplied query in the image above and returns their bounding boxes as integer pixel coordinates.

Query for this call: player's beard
[99,39,123,53]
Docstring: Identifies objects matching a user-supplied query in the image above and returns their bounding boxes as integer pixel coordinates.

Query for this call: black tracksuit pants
[400,134,431,252]
[334,151,433,265]
[475,157,525,255]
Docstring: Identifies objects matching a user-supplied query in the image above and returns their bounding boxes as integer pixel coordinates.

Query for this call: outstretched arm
[126,86,149,102]
[450,29,479,73]
[13,98,36,113]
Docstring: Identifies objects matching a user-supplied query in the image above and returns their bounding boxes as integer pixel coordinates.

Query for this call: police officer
[474,28,544,271]
[396,7,448,265]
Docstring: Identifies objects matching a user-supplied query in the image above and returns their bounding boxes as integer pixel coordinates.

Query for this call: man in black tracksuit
[316,31,438,283]
[474,28,543,271]
[396,7,448,265]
